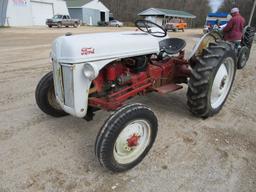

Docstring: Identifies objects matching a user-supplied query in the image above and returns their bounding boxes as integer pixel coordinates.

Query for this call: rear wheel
[242,26,255,50]
[73,22,79,28]
[95,103,158,172]
[238,26,255,69]
[48,25,52,28]
[187,41,237,118]
[35,72,67,117]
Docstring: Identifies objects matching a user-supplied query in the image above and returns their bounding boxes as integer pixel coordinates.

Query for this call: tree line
[101,0,256,27]
[219,0,256,25]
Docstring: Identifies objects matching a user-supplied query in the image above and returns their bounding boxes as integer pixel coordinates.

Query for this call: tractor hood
[51,31,163,63]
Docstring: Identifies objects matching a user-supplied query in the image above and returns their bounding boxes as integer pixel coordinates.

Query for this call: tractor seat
[159,38,186,55]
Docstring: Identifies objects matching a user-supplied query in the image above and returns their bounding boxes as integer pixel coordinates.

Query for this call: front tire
[57,22,62,28]
[187,41,237,118]
[95,103,158,172]
[35,72,67,117]
[237,46,250,69]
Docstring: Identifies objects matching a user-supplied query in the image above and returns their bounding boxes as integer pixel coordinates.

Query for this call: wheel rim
[113,119,151,164]
[48,86,62,110]
[210,57,235,109]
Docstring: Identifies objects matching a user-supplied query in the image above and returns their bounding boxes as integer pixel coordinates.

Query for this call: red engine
[89,55,190,110]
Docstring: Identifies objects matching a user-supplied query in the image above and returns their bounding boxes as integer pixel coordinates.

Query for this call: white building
[67,0,109,26]
[138,8,196,26]
[0,0,69,26]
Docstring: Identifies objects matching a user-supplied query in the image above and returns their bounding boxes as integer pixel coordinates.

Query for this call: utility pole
[248,0,256,26]
[232,0,237,7]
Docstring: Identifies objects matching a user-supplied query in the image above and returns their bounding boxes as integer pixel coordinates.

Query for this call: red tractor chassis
[89,51,191,111]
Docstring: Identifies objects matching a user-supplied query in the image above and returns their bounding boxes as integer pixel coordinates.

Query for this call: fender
[188,31,223,60]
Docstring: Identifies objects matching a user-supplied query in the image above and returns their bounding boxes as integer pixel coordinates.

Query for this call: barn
[138,8,196,26]
[0,0,69,26]
[66,0,109,25]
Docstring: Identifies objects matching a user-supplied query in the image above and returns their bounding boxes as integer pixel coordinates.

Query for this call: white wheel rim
[113,120,151,164]
[210,57,235,109]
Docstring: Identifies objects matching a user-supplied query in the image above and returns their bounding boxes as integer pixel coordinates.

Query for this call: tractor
[35,20,255,172]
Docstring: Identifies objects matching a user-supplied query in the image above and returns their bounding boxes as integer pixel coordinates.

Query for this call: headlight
[83,64,96,80]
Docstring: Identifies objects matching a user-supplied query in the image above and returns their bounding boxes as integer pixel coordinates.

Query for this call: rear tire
[73,22,79,28]
[187,41,237,118]
[95,103,158,172]
[48,25,52,28]
[242,26,255,50]
[35,72,67,117]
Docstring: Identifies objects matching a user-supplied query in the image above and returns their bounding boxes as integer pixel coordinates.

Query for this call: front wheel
[95,103,158,172]
[35,72,67,117]
[237,46,250,69]
[57,22,62,28]
[187,41,237,118]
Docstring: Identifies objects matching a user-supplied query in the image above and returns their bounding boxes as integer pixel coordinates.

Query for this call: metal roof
[66,0,92,7]
[138,8,196,19]
[208,12,229,18]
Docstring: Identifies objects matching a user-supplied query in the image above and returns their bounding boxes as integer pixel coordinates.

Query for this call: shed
[66,0,109,25]
[138,8,196,26]
[0,0,69,26]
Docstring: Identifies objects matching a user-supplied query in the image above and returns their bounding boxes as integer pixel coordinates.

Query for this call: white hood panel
[51,31,162,63]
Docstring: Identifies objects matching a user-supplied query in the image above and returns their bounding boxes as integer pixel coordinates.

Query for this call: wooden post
[248,0,256,26]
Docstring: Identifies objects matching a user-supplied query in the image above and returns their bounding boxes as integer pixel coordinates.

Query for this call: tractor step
[155,84,183,94]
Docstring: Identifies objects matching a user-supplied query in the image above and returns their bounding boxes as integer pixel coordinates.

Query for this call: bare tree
[102,0,211,27]
[219,0,256,25]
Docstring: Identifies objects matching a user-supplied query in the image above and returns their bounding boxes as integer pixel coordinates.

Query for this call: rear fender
[188,31,223,60]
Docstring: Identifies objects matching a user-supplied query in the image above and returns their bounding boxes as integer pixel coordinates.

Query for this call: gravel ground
[0,26,255,192]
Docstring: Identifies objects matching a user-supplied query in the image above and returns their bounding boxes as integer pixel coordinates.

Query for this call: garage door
[31,1,53,25]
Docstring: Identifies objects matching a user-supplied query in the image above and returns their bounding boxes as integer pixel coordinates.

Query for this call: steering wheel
[135,20,167,38]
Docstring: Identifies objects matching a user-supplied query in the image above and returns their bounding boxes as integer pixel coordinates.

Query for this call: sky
[208,0,224,12]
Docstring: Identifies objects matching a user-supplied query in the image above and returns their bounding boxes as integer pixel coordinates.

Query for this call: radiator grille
[62,64,74,108]
[53,62,74,108]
